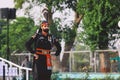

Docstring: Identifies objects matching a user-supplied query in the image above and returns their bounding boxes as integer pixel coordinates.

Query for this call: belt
[36,48,50,54]
[35,48,52,70]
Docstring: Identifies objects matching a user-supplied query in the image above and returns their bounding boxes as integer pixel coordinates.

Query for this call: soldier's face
[41,23,49,33]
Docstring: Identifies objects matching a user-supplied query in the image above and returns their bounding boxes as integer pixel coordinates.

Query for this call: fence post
[26,70,29,80]
[3,65,5,80]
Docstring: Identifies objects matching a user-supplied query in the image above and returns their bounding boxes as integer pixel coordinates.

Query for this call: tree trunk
[98,30,110,72]
[99,53,105,72]
[61,42,74,71]
[61,12,83,72]
[42,8,61,72]
[45,8,84,72]
[99,52,110,72]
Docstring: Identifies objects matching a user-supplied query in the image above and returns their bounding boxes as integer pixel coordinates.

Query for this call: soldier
[25,21,61,80]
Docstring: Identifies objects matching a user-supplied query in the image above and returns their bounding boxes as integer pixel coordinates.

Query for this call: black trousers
[33,55,52,80]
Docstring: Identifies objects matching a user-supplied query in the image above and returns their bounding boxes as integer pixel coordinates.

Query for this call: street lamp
[0,8,16,60]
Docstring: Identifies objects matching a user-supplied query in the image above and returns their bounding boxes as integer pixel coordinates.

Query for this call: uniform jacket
[25,30,61,73]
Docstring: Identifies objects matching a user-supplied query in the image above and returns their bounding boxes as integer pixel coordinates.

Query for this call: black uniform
[25,30,61,80]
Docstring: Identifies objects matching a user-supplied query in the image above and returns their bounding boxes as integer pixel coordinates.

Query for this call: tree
[14,0,84,71]
[0,17,37,58]
[0,20,7,57]
[77,0,120,72]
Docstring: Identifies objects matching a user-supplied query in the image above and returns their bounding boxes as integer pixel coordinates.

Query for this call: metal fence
[0,57,32,80]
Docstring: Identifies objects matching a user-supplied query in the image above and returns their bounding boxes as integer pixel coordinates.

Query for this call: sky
[0,0,14,8]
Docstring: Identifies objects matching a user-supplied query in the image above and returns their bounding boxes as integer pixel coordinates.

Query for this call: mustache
[43,29,49,33]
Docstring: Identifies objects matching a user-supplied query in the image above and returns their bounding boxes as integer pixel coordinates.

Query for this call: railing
[0,57,32,80]
[10,49,118,73]
[0,49,117,80]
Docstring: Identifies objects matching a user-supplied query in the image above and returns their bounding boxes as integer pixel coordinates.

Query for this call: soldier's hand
[32,34,37,39]
[34,54,39,59]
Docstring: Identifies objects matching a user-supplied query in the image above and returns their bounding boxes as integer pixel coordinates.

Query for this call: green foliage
[77,0,120,50]
[49,20,62,40]
[0,20,8,57]
[64,0,77,11]
[14,0,78,11]
[14,0,80,50]
[14,0,25,8]
[62,27,77,44]
[103,76,114,80]
[0,17,37,58]
[39,0,64,10]
[14,0,65,10]
[50,19,77,44]
[9,17,37,52]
